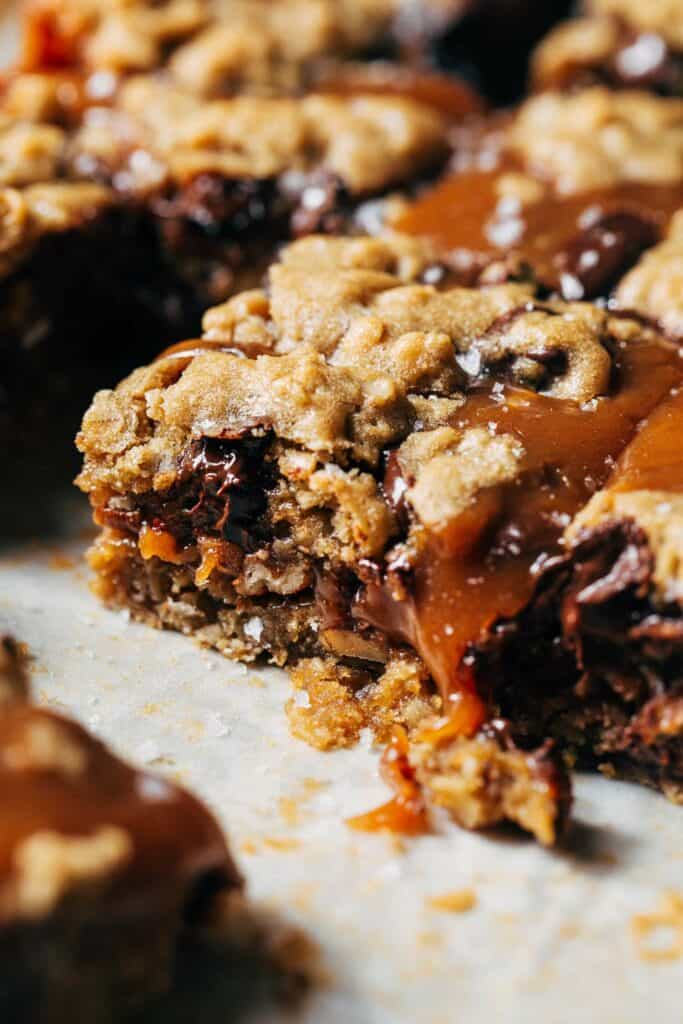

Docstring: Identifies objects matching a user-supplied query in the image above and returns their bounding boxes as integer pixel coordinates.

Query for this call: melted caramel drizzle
[396,171,683,294]
[608,385,683,495]
[0,704,234,910]
[357,339,683,707]
[347,728,429,836]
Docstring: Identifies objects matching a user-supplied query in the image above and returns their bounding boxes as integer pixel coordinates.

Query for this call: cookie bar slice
[396,87,683,307]
[76,233,683,822]
[0,635,242,1021]
[532,0,683,95]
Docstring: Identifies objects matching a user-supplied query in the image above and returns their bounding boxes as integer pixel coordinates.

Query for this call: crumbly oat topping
[410,730,568,845]
[24,0,454,93]
[509,88,683,193]
[532,17,624,90]
[532,2,683,93]
[0,67,448,279]
[286,653,440,749]
[403,427,523,528]
[72,76,447,192]
[615,213,683,338]
[77,233,621,498]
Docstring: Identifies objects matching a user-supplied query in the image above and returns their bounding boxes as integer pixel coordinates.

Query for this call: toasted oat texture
[23,0,462,93]
[509,88,683,193]
[77,234,618,499]
[570,490,683,603]
[77,232,683,832]
[286,654,441,749]
[532,17,627,90]
[73,76,447,192]
[0,69,448,285]
[0,84,113,275]
[77,231,623,717]
[616,213,683,339]
[411,728,571,846]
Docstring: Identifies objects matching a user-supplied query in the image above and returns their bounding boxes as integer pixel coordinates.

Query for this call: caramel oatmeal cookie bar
[396,87,683,309]
[77,233,683,834]
[0,636,242,1021]
[532,0,683,95]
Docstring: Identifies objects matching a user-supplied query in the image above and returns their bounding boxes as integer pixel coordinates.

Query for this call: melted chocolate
[486,517,683,790]
[99,436,271,553]
[478,377,683,789]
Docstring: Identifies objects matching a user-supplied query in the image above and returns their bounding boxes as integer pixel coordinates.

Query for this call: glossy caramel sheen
[358,338,683,703]
[347,728,430,836]
[609,386,683,495]
[396,171,683,296]
[0,704,236,918]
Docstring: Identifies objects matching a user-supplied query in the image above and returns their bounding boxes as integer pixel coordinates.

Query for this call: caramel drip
[357,339,683,704]
[396,171,683,296]
[0,704,234,913]
[347,728,429,836]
